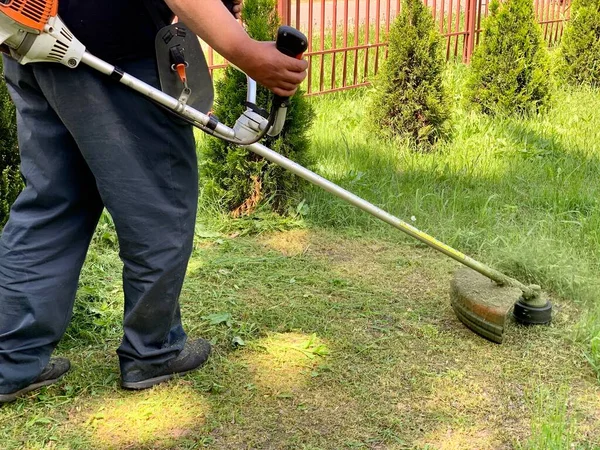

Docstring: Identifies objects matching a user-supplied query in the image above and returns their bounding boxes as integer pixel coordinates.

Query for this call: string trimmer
[0,0,553,343]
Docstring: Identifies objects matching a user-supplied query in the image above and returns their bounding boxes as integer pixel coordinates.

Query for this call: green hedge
[0,57,23,228]
[201,0,313,216]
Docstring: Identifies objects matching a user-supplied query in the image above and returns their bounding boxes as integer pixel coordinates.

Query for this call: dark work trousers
[0,55,198,393]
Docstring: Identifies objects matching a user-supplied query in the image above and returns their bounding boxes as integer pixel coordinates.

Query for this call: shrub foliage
[201,0,313,215]
[368,0,451,150]
[467,0,552,116]
[560,0,600,87]
[0,57,23,228]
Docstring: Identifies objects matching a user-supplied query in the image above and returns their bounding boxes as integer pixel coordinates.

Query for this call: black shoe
[0,357,71,404]
[121,338,211,390]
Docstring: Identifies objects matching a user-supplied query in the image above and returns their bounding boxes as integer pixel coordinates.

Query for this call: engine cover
[0,0,58,32]
[0,8,28,50]
[0,0,85,68]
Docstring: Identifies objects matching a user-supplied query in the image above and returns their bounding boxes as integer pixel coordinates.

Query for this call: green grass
[2,65,600,448]
[520,386,577,450]
[306,65,600,309]
[301,64,600,389]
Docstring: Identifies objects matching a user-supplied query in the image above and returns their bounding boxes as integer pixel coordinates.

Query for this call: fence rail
[207,0,572,96]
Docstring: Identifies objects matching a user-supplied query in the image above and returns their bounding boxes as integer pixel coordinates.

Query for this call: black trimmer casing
[513,298,553,325]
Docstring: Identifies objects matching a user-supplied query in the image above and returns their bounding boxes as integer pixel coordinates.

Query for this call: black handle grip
[276,26,308,58]
[273,26,308,108]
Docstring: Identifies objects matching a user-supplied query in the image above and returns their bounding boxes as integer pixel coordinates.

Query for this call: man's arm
[164,0,307,97]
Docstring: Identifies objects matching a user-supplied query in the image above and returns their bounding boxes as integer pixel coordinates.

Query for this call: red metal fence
[207,0,572,96]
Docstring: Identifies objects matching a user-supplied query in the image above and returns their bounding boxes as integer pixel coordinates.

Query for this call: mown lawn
[1,65,600,449]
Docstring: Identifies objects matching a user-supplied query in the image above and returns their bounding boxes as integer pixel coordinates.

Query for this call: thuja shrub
[368,0,451,150]
[0,57,23,228]
[201,0,313,216]
[560,0,600,87]
[467,0,553,116]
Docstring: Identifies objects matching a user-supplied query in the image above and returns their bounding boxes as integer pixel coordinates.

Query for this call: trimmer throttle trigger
[267,26,308,137]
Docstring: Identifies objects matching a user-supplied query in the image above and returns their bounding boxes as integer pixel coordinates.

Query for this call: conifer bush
[368,0,451,150]
[560,0,600,87]
[201,0,313,216]
[0,57,23,228]
[467,0,552,116]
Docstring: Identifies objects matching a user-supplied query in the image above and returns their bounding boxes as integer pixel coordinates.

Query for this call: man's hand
[237,41,307,97]
[232,0,242,19]
[165,0,307,96]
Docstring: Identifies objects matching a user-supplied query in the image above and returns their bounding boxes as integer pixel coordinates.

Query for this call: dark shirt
[58,0,174,63]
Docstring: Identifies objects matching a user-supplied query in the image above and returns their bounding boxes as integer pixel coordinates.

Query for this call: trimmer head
[450,268,523,343]
[451,268,553,343]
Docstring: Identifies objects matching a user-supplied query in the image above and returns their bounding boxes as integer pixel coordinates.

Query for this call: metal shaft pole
[81,51,535,300]
[80,52,235,139]
[246,142,535,299]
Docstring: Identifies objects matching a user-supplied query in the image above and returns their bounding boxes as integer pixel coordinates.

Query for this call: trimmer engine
[0,0,84,67]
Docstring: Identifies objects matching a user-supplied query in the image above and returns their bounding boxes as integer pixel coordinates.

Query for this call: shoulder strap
[143,0,172,31]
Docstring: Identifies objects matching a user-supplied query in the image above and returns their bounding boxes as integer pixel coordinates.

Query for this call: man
[0,0,307,402]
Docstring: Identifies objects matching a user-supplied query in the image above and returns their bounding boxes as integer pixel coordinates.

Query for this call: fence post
[278,0,292,25]
[464,0,479,63]
[462,0,471,63]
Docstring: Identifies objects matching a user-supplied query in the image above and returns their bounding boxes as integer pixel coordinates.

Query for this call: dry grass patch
[419,426,505,450]
[259,229,310,257]
[66,383,209,449]
[236,332,329,394]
